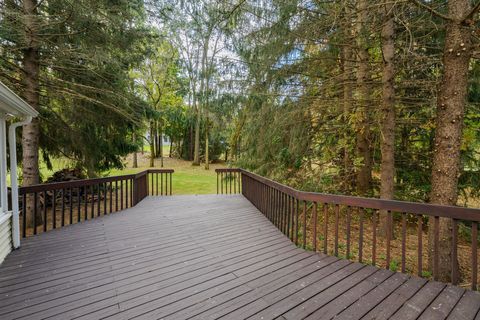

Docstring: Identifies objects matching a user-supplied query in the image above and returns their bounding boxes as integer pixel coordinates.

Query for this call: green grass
[103,154,225,195]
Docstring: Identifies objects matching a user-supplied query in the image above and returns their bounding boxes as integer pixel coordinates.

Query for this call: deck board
[0,194,478,319]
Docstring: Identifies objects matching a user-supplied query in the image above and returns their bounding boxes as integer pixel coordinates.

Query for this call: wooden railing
[215,168,241,194]
[219,168,480,290]
[18,169,174,238]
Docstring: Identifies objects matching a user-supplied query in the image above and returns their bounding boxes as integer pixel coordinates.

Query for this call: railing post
[132,175,138,206]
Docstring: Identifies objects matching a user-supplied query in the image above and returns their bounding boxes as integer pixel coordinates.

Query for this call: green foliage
[389,259,399,272]
[1,0,152,175]
[227,0,480,205]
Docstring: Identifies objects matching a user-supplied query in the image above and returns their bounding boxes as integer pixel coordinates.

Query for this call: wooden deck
[0,195,478,320]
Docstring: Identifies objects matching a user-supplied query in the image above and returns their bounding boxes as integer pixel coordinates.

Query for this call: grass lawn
[108,155,226,195]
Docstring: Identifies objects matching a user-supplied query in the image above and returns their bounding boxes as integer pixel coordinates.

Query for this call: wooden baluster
[288,196,292,240]
[433,216,440,280]
[359,208,364,263]
[22,194,26,238]
[372,210,377,266]
[115,181,118,212]
[274,189,280,229]
[401,213,407,273]
[234,172,237,194]
[69,188,73,225]
[269,187,272,222]
[323,203,328,254]
[33,192,38,235]
[287,195,291,238]
[97,184,101,214]
[451,218,458,285]
[90,185,95,218]
[285,194,288,236]
[303,201,307,249]
[126,179,129,207]
[120,180,124,210]
[346,206,351,259]
[471,222,477,290]
[277,190,281,229]
[77,187,81,222]
[291,197,295,242]
[279,190,281,228]
[53,190,57,228]
[109,182,113,214]
[238,172,241,193]
[313,202,318,252]
[279,190,282,229]
[61,188,65,226]
[284,193,287,234]
[267,186,271,220]
[84,186,88,220]
[43,191,47,232]
[103,183,107,215]
[130,179,134,206]
[417,215,423,277]
[295,199,299,246]
[150,172,153,196]
[334,204,339,257]
[261,183,264,213]
[279,192,283,231]
[386,210,392,270]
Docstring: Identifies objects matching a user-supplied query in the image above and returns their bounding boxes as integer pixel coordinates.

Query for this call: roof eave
[0,81,39,117]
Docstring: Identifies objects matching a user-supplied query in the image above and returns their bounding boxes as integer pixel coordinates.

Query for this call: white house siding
[0,81,38,264]
[0,213,12,264]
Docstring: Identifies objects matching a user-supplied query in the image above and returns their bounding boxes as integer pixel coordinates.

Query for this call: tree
[1,0,150,175]
[379,0,396,236]
[132,40,183,168]
[409,0,477,282]
[354,0,373,196]
[151,0,241,168]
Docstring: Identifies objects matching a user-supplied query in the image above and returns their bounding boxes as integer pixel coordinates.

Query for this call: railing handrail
[214,168,241,173]
[19,169,174,194]
[227,168,480,222]
[17,168,175,238]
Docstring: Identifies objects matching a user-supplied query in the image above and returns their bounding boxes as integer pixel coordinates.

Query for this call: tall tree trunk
[22,0,42,228]
[341,4,354,195]
[428,0,472,282]
[154,122,159,158]
[169,137,173,158]
[149,122,155,167]
[193,96,201,166]
[132,132,138,168]
[189,124,194,160]
[159,124,164,168]
[205,115,209,170]
[379,1,396,237]
[354,0,373,196]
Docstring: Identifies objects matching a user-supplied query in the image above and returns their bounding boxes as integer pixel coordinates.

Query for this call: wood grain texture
[0,195,477,320]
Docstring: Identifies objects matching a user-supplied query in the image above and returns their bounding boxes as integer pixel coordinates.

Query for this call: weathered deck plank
[0,194,477,319]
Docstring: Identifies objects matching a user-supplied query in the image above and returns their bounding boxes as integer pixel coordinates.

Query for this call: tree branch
[407,0,452,21]
[462,1,480,23]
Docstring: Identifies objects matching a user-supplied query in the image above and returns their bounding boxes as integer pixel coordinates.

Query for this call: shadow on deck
[0,195,478,319]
